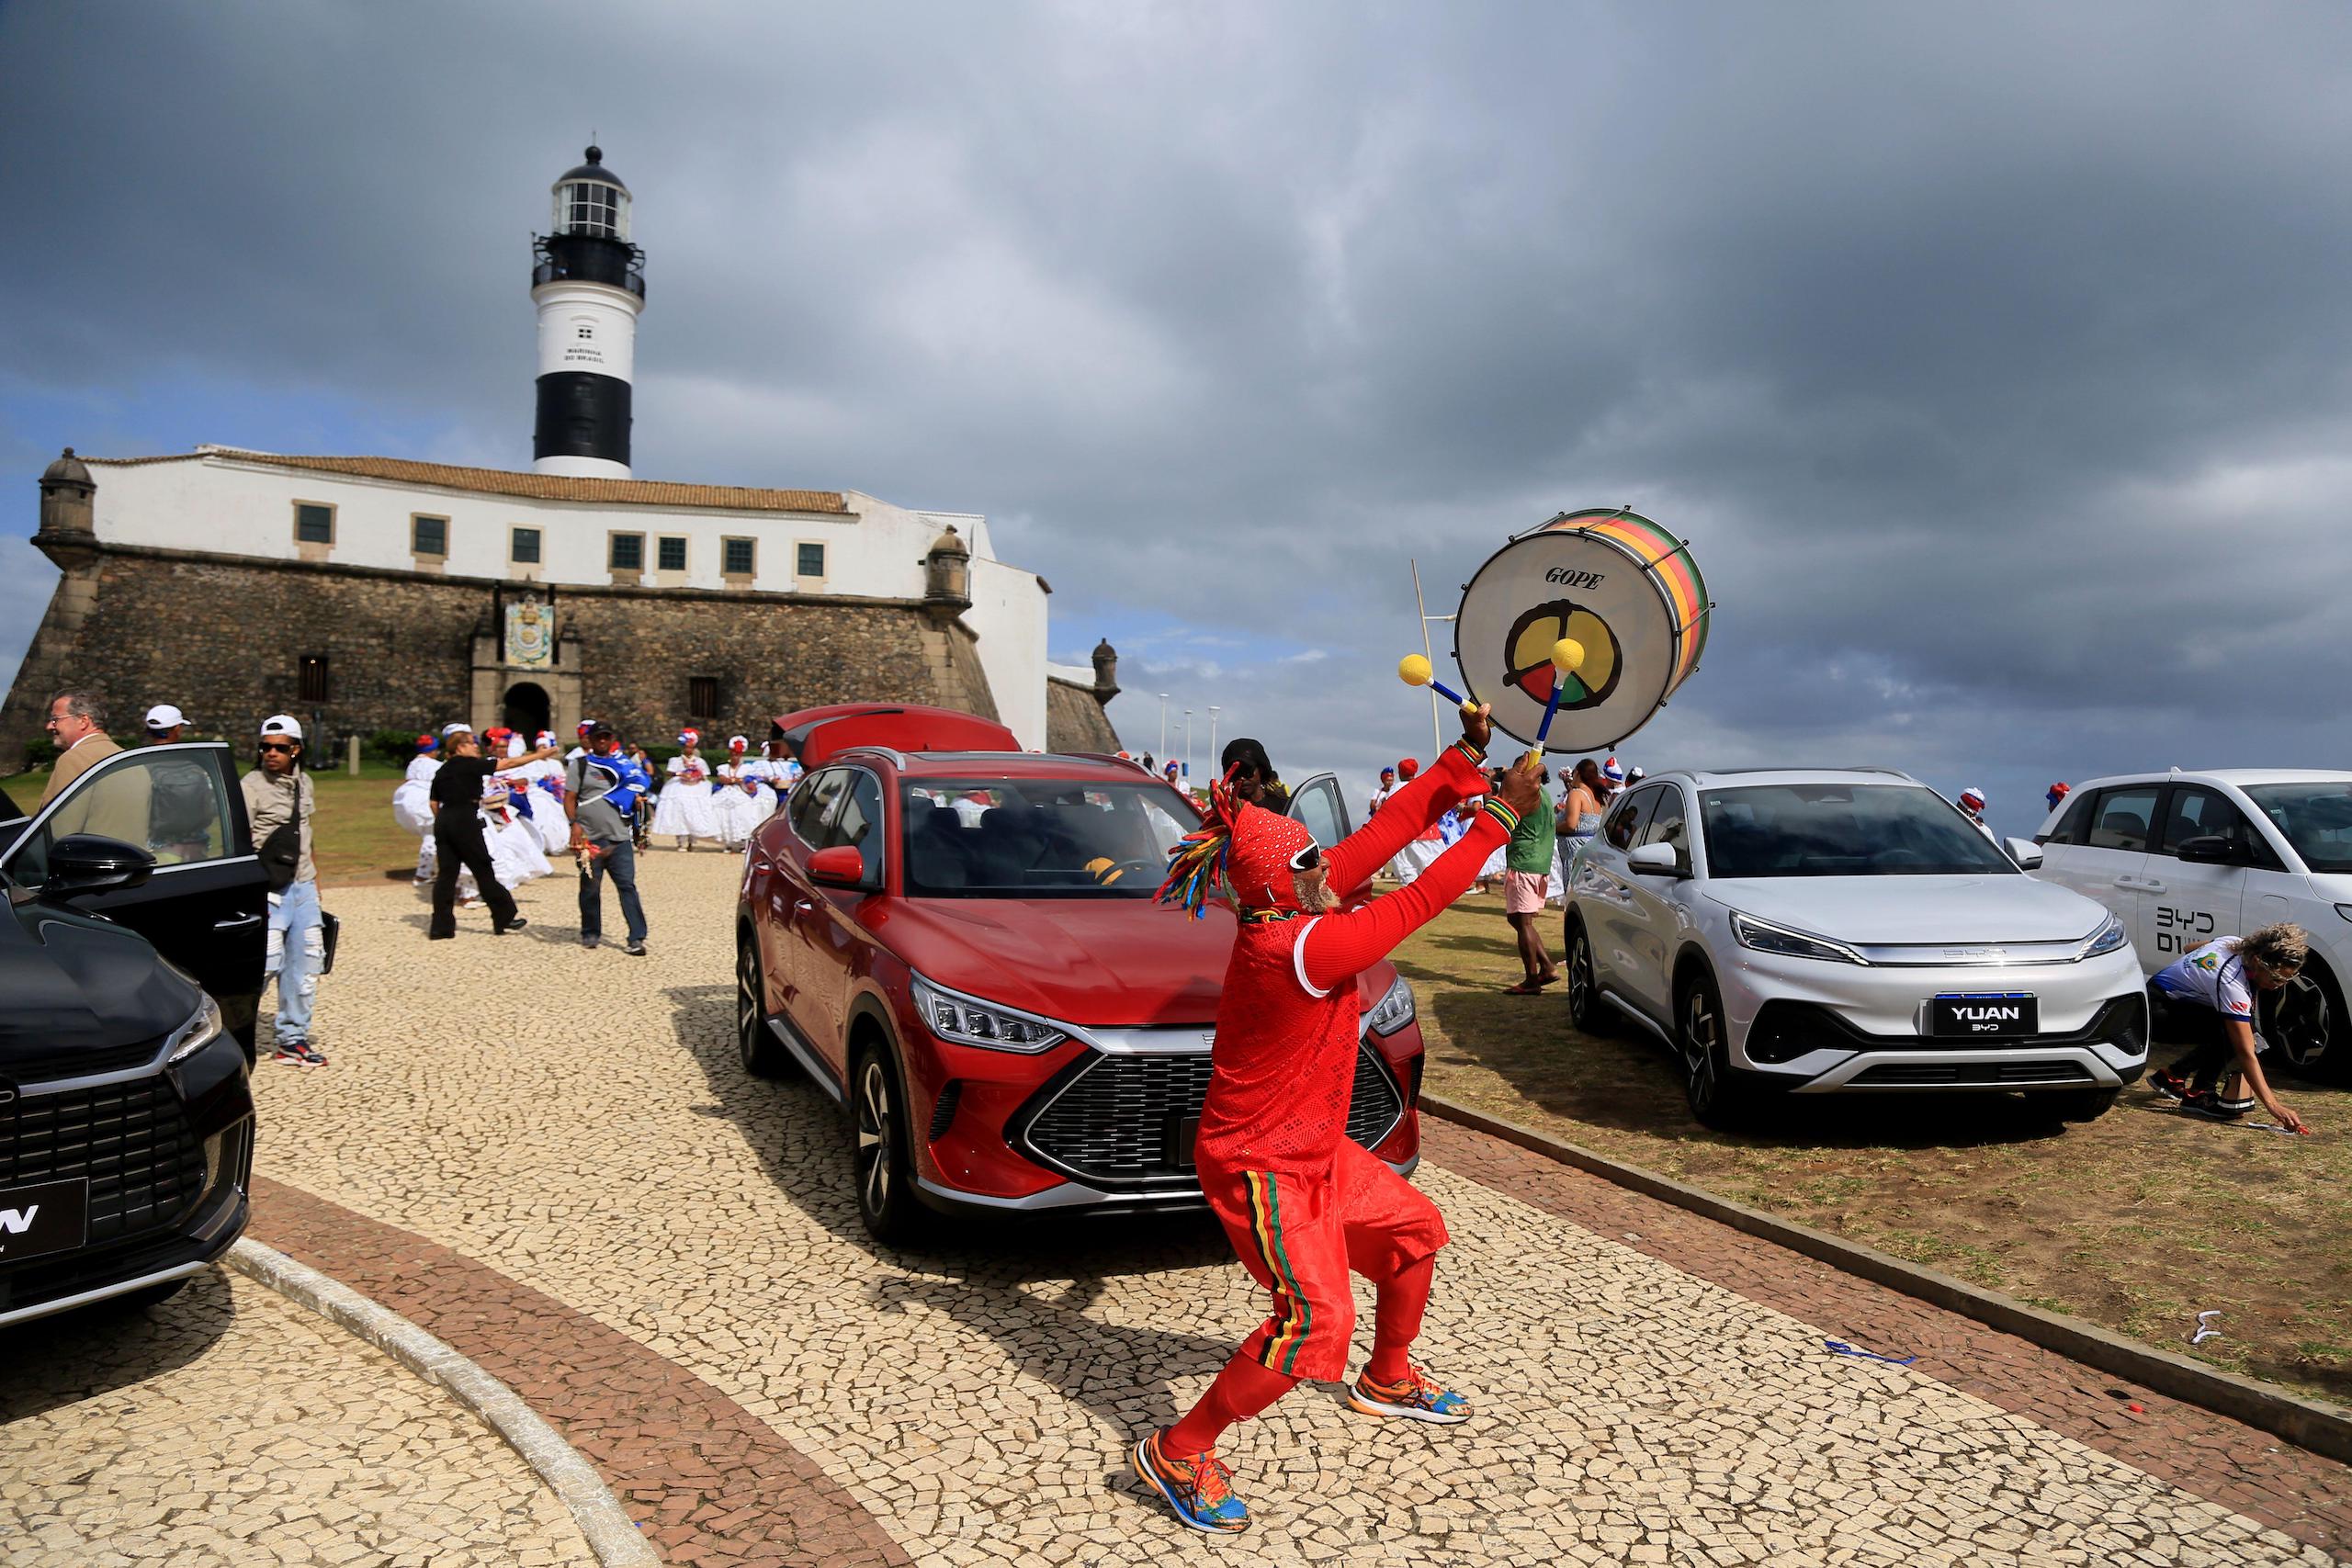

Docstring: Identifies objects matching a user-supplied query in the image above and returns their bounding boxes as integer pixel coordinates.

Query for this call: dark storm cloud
[7,2,2352,820]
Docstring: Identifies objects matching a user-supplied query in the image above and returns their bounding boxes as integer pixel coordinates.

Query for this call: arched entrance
[503,681,551,740]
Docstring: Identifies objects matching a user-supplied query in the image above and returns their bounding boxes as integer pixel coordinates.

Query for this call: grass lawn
[1396,888,2352,1404]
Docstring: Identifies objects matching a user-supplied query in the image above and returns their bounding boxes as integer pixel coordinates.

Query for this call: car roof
[834,747,1162,784]
[1653,767,1923,789]
[2064,769,2352,791]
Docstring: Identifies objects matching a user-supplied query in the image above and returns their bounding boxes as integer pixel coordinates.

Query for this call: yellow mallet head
[1552,637,1585,672]
[1397,653,1434,688]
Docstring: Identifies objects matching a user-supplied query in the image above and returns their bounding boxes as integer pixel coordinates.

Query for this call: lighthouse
[530,146,645,478]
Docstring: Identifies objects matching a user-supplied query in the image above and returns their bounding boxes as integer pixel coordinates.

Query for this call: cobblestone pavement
[240,853,2345,1566]
[0,1266,594,1567]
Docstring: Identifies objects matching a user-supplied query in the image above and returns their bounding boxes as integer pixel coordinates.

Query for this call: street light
[1158,693,1169,761]
[1208,705,1220,766]
[1183,708,1193,783]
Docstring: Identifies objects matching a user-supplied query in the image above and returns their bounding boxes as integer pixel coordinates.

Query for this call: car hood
[1704,875,2107,946]
[0,898,199,1070]
[875,897,1232,1026]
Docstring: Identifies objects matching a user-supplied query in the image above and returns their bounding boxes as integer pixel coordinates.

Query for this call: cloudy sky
[6,2,2350,834]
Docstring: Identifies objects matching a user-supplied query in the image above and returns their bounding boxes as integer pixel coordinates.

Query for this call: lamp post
[1158,693,1169,761]
[1183,708,1193,784]
[1208,705,1220,767]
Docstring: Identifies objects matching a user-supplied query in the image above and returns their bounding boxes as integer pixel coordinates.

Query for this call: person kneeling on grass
[2148,922,2312,1133]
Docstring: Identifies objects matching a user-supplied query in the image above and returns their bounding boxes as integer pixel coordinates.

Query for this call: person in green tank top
[1501,763,1558,994]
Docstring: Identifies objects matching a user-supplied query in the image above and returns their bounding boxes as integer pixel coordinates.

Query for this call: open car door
[0,743,267,1049]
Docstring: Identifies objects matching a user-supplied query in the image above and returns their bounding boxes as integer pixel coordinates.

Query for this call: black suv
[0,740,266,1324]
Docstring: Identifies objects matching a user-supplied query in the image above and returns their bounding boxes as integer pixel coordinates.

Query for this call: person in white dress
[477,728,556,885]
[712,736,763,848]
[393,733,442,885]
[527,730,573,854]
[652,730,721,850]
[739,739,783,830]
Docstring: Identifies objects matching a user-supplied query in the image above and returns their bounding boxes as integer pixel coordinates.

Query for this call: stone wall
[0,546,1006,763]
[1044,676,1120,754]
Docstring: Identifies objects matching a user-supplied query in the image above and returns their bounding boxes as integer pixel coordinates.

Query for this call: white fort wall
[81,450,1057,747]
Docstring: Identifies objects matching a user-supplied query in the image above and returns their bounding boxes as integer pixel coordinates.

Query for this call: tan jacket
[241,767,316,885]
[40,731,120,807]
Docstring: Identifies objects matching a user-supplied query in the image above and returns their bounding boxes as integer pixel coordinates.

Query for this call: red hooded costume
[1161,735,1518,1382]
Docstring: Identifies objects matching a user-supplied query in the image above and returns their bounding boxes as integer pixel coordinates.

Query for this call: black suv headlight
[165,995,224,1065]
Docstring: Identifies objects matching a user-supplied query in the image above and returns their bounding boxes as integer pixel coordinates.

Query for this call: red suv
[736,705,1427,1240]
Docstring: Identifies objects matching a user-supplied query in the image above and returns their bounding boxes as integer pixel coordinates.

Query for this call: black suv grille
[1,1076,207,1246]
[1850,1060,2092,1087]
[1016,1043,1408,1188]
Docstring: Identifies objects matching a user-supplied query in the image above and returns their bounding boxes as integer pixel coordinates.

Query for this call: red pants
[1198,1138,1449,1383]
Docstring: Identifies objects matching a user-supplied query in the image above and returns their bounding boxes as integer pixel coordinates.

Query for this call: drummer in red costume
[1134,701,1539,1534]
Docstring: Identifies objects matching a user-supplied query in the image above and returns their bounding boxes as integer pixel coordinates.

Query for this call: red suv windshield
[902,779,1199,897]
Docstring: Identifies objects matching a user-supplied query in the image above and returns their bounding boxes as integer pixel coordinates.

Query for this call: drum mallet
[1522,637,1585,770]
[1397,654,1478,713]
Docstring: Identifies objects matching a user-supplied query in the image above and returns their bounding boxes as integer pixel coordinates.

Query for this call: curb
[226,1238,662,1567]
[1419,1092,2352,1467]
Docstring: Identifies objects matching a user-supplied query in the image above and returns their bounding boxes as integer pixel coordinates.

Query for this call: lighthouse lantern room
[531,145,646,478]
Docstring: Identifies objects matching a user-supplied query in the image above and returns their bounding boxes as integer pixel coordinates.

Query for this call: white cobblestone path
[248,854,2334,1566]
[0,1268,594,1567]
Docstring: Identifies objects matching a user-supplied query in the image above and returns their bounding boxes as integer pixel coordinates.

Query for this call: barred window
[797,542,826,578]
[412,514,447,556]
[298,655,331,703]
[294,503,334,544]
[512,526,542,565]
[657,536,687,571]
[688,675,718,719]
[722,537,755,576]
[609,533,644,570]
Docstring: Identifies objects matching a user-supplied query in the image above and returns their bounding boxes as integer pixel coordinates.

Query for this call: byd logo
[0,1204,40,1235]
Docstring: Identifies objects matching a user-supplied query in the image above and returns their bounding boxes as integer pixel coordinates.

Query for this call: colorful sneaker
[1131,1431,1250,1534]
[272,1045,316,1067]
[2181,1090,2251,1122]
[295,1043,327,1066]
[1347,1366,1473,1424]
[2148,1068,2190,1103]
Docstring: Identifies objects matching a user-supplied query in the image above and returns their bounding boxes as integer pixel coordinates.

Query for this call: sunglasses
[258,741,297,754]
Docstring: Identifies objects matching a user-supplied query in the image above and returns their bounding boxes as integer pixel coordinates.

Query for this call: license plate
[1174,1116,1201,1170]
[1930,993,2038,1037]
[0,1178,89,1265]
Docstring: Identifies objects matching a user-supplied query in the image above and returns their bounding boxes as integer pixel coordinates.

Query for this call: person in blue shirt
[566,723,654,955]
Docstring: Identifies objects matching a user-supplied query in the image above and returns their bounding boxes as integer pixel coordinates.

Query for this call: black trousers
[430,817,519,937]
[2150,982,2262,1093]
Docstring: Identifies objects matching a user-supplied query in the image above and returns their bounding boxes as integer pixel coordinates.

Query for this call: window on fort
[688,676,718,720]
[294,503,334,545]
[609,533,644,571]
[413,514,447,556]
[797,542,826,578]
[298,655,331,704]
[511,526,542,564]
[657,536,687,571]
[722,537,756,576]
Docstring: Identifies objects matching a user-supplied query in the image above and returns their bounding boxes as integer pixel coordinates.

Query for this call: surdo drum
[1453,508,1711,753]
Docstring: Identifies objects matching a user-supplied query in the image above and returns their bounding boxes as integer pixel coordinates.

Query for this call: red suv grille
[1012,1044,1406,1190]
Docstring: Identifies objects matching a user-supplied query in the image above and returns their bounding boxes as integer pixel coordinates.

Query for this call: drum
[1453,508,1711,752]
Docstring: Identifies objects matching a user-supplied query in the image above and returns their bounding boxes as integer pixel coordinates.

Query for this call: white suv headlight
[910,976,1069,1054]
[164,995,225,1065]
[2081,912,2129,959]
[1366,973,1416,1035]
[1729,911,1868,965]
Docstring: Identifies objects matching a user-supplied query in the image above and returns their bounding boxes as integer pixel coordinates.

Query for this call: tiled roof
[82,449,849,514]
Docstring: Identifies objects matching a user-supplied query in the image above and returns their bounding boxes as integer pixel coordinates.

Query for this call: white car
[1561,768,2148,1127]
[2031,770,2352,1079]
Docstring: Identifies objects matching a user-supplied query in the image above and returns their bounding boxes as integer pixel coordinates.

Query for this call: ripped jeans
[266,879,324,1047]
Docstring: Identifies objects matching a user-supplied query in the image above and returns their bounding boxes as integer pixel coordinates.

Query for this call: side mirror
[807,844,874,889]
[2174,834,2236,865]
[2005,838,2044,869]
[1626,841,1687,877]
[40,834,156,899]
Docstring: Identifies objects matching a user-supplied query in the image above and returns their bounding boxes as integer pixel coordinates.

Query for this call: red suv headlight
[910,975,1071,1054]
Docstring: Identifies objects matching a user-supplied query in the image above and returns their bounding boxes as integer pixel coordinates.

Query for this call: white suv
[2031,770,2352,1079]
[1561,769,2148,1127]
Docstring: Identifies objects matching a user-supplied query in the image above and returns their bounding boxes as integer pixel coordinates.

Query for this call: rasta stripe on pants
[1244,1171,1311,1375]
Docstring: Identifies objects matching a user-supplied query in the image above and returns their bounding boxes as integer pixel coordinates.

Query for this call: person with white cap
[1957,786,1996,842]
[143,704,187,743]
[652,728,719,850]
[242,716,326,1065]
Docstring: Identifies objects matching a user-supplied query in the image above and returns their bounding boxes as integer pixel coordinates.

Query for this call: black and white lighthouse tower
[530,147,646,478]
